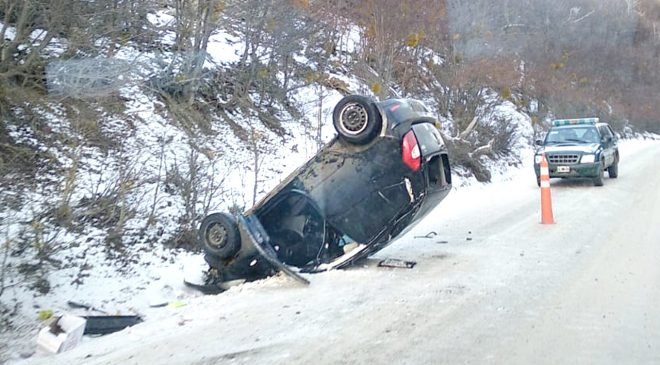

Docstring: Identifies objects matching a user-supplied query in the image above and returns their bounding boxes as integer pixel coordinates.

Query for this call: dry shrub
[444,136,491,182]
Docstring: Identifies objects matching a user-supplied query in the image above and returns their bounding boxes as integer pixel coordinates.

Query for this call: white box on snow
[37,314,87,354]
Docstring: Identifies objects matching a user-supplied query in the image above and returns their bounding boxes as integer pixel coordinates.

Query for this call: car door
[598,125,615,166]
[295,137,413,244]
[607,125,618,150]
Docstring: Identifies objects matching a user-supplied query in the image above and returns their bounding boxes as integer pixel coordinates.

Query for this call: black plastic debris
[83,315,143,335]
[183,268,229,295]
[378,258,417,269]
[183,280,226,295]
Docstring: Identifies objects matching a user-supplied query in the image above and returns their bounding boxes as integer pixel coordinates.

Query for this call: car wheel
[199,213,240,259]
[593,163,604,186]
[608,159,619,178]
[332,95,382,144]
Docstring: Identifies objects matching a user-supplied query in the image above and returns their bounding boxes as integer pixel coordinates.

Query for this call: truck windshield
[545,127,599,144]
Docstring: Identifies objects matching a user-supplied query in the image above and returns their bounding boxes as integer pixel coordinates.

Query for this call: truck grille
[548,154,579,164]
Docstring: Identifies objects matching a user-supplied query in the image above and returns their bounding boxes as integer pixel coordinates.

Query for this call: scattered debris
[378,258,417,269]
[414,231,438,239]
[183,269,227,295]
[466,237,473,241]
[37,309,55,321]
[37,314,87,354]
[436,240,449,244]
[167,301,187,309]
[83,315,143,335]
[67,300,108,314]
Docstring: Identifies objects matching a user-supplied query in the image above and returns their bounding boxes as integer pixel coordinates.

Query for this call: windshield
[545,127,600,144]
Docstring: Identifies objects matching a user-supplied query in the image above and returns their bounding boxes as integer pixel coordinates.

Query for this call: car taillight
[402,130,421,171]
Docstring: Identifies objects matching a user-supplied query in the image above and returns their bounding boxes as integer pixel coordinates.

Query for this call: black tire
[608,158,619,178]
[593,163,604,186]
[332,95,382,144]
[204,252,223,269]
[199,213,240,259]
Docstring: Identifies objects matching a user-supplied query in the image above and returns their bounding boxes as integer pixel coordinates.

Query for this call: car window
[604,126,615,139]
[410,100,429,113]
[581,128,600,143]
[607,126,617,140]
[545,127,599,143]
[598,126,613,140]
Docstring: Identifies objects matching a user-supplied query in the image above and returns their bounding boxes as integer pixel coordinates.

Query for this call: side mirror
[535,139,543,146]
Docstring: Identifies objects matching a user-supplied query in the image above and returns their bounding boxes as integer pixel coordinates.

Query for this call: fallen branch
[572,10,596,24]
[458,116,479,140]
[469,138,495,158]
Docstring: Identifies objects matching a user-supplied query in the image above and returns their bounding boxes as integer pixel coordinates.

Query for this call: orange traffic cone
[539,154,554,224]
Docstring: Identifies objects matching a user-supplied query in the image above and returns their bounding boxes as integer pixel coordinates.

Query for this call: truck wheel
[333,95,382,145]
[199,213,240,259]
[608,159,619,178]
[593,164,604,186]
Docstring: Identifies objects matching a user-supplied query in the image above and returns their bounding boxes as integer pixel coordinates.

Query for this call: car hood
[539,143,600,154]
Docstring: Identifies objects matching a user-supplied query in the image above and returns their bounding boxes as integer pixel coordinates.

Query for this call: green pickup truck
[534,118,619,186]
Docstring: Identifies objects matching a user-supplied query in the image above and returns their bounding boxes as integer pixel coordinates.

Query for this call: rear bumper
[416,184,451,220]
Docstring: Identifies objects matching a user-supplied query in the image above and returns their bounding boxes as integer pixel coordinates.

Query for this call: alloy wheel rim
[207,223,227,248]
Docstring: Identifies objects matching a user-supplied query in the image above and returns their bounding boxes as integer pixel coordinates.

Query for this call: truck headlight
[534,155,542,164]
[581,154,595,163]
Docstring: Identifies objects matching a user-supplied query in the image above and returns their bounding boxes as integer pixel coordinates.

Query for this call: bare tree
[246,126,277,206]
[0,226,12,298]
[168,0,222,103]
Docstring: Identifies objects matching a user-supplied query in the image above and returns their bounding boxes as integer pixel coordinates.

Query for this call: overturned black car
[197,95,451,286]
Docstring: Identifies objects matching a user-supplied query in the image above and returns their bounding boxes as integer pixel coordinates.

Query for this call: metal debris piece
[378,258,417,269]
[67,301,108,314]
[414,231,438,239]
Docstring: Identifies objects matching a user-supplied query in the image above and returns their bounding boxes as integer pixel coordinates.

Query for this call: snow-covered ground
[4,138,657,364]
